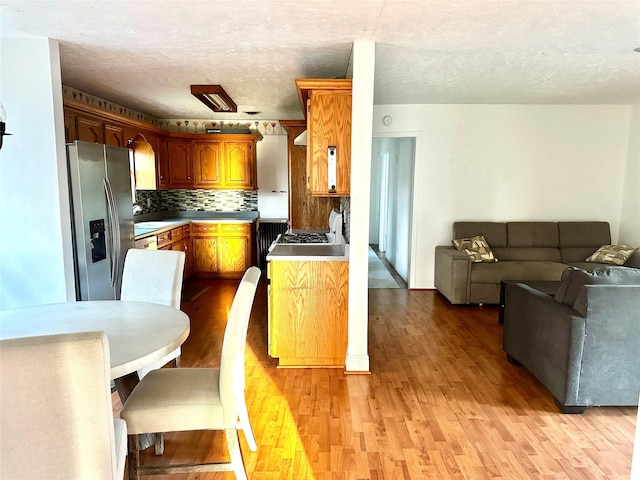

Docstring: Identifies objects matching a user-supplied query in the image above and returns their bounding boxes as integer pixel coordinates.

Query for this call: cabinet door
[220,236,249,274]
[156,138,170,188]
[77,116,104,144]
[167,140,193,187]
[64,112,77,143]
[105,123,125,147]
[223,142,254,189]
[193,142,222,188]
[192,237,218,275]
[307,90,351,196]
[130,134,157,190]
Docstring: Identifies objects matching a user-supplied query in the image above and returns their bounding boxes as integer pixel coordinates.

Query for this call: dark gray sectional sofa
[434,221,640,305]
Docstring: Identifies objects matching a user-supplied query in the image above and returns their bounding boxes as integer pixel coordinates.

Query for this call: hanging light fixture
[190,85,237,113]
[0,103,11,150]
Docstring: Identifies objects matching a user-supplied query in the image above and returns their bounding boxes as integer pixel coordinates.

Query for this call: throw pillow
[452,235,497,263]
[585,244,637,266]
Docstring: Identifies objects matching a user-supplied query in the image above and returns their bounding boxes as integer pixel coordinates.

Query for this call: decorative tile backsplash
[136,189,258,215]
[340,197,351,243]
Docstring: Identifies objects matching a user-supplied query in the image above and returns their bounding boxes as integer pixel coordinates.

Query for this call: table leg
[114,373,154,451]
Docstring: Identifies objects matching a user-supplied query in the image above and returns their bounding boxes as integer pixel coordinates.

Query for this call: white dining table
[0,300,190,380]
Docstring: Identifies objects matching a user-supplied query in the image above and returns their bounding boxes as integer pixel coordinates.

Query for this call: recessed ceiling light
[190,85,237,113]
[244,111,261,116]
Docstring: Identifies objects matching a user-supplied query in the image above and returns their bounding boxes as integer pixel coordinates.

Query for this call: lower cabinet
[157,224,193,280]
[192,222,252,278]
[268,259,348,367]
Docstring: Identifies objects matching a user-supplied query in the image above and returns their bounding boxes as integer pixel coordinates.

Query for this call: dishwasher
[134,235,158,250]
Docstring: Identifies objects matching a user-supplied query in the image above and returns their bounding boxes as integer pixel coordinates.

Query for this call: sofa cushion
[554,266,640,310]
[507,222,559,248]
[470,261,568,284]
[491,247,562,262]
[558,222,611,263]
[452,235,497,263]
[452,222,507,248]
[585,244,638,266]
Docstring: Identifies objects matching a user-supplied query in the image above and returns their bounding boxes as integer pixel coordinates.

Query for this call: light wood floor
[115,278,637,479]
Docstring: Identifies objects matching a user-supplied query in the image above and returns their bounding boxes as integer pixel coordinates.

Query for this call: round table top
[0,300,190,380]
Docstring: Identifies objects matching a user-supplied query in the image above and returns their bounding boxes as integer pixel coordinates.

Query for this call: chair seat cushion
[121,368,223,435]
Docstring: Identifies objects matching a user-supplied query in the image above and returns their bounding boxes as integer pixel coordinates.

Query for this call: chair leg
[127,434,140,480]
[238,400,257,451]
[225,428,247,480]
[154,433,165,455]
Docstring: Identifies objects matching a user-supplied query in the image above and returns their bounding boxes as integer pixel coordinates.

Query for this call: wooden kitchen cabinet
[223,141,255,189]
[295,78,352,197]
[104,123,125,147]
[165,134,261,190]
[76,115,105,144]
[191,222,253,278]
[157,224,193,280]
[167,140,194,188]
[268,259,349,367]
[193,142,222,188]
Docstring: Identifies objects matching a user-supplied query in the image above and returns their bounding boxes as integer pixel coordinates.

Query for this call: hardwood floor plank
[114,282,637,479]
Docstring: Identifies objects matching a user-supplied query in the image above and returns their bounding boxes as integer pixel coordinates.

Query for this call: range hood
[293,130,307,146]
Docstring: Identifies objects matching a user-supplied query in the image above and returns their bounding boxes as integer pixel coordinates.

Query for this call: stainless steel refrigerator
[67,141,135,300]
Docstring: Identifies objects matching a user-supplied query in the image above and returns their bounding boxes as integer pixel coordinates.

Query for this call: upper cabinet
[165,133,261,190]
[295,78,352,197]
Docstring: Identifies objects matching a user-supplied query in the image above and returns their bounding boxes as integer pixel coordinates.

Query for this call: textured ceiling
[1,0,639,121]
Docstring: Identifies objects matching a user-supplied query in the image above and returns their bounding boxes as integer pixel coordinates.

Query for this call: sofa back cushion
[491,247,562,262]
[554,266,640,314]
[453,222,506,248]
[506,222,559,248]
[558,221,611,263]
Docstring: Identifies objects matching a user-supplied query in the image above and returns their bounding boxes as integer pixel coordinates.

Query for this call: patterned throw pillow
[452,235,498,263]
[585,244,637,266]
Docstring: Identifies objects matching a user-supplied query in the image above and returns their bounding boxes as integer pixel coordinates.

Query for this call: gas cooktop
[276,232,329,244]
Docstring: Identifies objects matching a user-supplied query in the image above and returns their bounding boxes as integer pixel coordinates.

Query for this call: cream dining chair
[0,331,127,480]
[120,248,186,379]
[120,266,261,480]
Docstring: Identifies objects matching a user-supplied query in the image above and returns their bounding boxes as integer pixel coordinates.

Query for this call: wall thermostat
[382,115,393,126]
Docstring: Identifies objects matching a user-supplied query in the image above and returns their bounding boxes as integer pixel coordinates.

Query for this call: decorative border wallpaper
[159,119,285,135]
[136,189,258,215]
[63,85,160,125]
[62,86,286,135]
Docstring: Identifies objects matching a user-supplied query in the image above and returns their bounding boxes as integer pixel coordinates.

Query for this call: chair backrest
[120,248,186,308]
[0,331,121,480]
[219,266,261,426]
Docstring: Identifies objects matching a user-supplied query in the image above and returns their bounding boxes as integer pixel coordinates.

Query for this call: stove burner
[277,233,329,244]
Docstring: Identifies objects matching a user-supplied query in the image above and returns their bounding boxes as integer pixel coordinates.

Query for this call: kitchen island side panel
[268,260,348,367]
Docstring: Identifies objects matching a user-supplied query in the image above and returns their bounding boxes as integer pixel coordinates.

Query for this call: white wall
[372,104,633,289]
[619,103,640,245]
[0,37,74,309]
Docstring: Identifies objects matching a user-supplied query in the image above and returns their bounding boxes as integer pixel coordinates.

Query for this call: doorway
[368,137,416,289]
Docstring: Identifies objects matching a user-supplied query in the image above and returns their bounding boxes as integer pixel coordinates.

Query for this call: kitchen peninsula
[266,243,349,368]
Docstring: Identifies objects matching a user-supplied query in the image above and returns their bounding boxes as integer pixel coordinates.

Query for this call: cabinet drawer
[170,226,184,242]
[192,223,219,236]
[220,223,249,235]
[157,231,172,247]
[182,224,191,236]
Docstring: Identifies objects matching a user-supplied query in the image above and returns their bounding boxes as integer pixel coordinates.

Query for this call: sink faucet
[132,204,142,215]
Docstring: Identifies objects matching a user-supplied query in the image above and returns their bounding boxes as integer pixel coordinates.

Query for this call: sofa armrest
[502,283,586,406]
[434,246,472,304]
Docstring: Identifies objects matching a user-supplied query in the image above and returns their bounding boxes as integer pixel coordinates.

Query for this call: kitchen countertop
[134,214,257,239]
[266,243,349,261]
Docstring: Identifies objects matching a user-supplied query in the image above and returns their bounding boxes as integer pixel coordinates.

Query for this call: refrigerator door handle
[103,178,120,289]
